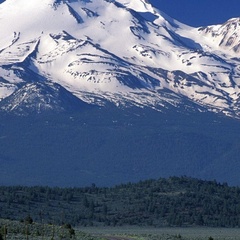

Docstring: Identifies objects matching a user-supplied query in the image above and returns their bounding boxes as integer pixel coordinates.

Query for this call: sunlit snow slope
[0,0,240,117]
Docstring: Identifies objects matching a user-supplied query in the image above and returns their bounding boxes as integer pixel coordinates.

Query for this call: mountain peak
[198,17,240,53]
[117,0,154,12]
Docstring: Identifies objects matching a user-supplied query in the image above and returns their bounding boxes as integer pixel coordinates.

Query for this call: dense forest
[1,176,240,228]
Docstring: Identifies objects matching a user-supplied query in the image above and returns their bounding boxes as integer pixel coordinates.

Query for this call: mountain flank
[1,107,240,186]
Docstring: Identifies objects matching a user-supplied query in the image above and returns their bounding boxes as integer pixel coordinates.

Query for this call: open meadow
[78,226,240,240]
[1,219,240,240]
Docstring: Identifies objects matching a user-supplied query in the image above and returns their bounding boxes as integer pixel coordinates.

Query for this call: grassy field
[77,226,240,240]
[1,219,240,240]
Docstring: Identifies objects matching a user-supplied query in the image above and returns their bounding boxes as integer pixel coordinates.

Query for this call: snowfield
[0,0,240,117]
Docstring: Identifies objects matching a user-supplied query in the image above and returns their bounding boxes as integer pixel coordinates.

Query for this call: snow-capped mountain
[199,18,240,53]
[2,0,240,187]
[0,0,240,117]
[0,81,92,115]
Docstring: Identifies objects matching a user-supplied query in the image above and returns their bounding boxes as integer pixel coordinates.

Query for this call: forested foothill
[1,177,240,228]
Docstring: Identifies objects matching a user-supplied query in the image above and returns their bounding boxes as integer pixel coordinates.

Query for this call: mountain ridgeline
[0,0,240,117]
[0,0,240,187]
[1,177,240,228]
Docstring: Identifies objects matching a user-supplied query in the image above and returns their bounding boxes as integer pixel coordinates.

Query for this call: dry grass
[77,226,240,240]
[1,219,240,240]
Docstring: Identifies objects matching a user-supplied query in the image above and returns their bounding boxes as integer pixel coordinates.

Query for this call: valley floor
[78,226,240,240]
[1,218,240,240]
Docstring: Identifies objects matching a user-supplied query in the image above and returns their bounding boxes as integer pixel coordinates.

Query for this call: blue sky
[0,0,239,27]
[149,0,240,27]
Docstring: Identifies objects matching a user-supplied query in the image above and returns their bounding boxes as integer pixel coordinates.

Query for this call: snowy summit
[0,0,240,117]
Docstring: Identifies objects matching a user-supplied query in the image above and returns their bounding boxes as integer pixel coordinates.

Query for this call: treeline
[1,177,240,227]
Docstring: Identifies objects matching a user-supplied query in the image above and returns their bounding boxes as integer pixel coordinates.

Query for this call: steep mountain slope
[0,0,240,117]
[0,81,92,115]
[198,18,240,53]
